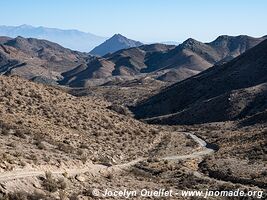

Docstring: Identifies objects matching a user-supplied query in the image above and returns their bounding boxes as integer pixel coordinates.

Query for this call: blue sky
[0,0,266,42]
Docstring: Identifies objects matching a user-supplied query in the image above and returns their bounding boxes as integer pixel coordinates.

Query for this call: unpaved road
[162,132,215,160]
[0,132,215,183]
[0,164,107,182]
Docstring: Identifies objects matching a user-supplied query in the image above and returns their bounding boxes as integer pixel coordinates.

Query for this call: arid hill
[0,75,197,197]
[0,36,90,82]
[132,39,267,125]
[63,35,266,87]
[0,75,173,166]
[61,43,175,87]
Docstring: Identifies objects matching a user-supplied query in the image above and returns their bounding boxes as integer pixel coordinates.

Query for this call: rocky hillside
[132,39,267,125]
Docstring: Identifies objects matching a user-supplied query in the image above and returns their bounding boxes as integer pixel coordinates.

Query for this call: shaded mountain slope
[132,39,267,124]
[60,58,116,87]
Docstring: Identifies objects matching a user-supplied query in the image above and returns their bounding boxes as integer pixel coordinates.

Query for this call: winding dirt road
[162,132,215,160]
[0,132,215,183]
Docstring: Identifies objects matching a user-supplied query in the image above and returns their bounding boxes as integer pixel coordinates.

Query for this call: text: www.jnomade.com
[91,188,264,198]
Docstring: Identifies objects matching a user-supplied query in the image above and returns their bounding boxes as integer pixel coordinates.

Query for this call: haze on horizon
[0,0,266,43]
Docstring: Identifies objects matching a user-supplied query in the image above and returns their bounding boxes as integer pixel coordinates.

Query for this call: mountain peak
[90,34,143,56]
[113,33,124,38]
[183,38,200,44]
[4,36,28,47]
[214,35,231,40]
[109,34,129,42]
[179,38,202,48]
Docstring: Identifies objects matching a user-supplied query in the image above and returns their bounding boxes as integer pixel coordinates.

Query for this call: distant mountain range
[0,24,106,52]
[132,38,267,125]
[0,34,266,89]
[62,35,266,86]
[90,34,143,56]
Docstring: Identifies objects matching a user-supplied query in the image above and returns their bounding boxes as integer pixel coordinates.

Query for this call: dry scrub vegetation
[0,75,162,166]
[0,75,194,198]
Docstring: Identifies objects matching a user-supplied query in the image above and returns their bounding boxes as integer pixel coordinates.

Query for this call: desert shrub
[43,155,51,163]
[80,154,88,164]
[179,173,208,189]
[42,172,58,192]
[130,167,153,178]
[0,128,10,136]
[83,188,98,197]
[34,140,46,150]
[57,143,75,153]
[164,160,169,165]
[7,142,16,147]
[12,151,22,157]
[42,172,67,192]
[106,173,113,179]
[4,191,27,200]
[150,129,159,135]
[69,193,80,200]
[79,143,88,149]
[261,170,267,176]
[185,140,197,147]
[30,155,38,165]
[107,104,131,115]
[76,149,84,156]
[13,130,26,139]
[57,178,67,190]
